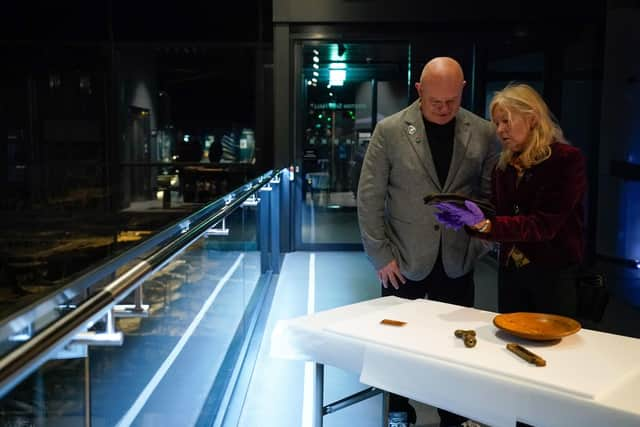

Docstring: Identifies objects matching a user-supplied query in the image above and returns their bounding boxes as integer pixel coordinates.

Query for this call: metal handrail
[0,168,281,397]
[0,169,277,344]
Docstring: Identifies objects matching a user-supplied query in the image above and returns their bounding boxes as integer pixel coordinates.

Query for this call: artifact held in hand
[434,200,486,230]
[424,193,495,217]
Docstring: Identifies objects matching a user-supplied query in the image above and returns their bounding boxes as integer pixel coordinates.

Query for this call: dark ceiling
[1,0,273,43]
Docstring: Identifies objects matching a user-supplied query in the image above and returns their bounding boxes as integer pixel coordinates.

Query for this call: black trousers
[382,254,474,427]
[499,263,578,317]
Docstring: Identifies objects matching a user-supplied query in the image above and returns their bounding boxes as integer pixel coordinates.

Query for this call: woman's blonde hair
[489,83,567,170]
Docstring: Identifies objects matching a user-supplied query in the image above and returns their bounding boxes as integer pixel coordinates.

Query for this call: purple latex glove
[434,209,465,231]
[434,201,485,229]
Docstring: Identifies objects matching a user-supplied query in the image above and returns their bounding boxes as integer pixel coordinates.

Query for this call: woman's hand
[434,200,486,230]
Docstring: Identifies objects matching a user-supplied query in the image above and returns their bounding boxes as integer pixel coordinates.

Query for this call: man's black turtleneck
[423,117,455,186]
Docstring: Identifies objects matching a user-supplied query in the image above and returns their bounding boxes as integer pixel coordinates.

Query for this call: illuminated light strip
[301,253,317,427]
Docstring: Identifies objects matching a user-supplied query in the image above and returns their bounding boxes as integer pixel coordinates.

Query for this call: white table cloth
[271,296,640,427]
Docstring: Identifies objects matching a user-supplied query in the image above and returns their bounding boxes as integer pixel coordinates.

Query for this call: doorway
[294,41,410,249]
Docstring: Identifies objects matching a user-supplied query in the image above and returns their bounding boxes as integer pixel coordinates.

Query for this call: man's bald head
[420,57,465,85]
[415,57,466,124]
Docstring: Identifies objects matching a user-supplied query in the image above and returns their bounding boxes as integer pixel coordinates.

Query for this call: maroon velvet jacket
[484,142,586,268]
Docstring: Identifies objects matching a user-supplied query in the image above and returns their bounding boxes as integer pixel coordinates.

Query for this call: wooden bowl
[493,312,581,341]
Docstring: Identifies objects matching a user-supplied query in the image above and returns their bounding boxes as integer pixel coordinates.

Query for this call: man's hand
[378,259,406,290]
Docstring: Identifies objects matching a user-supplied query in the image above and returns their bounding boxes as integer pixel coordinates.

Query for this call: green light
[329,43,347,62]
[325,62,347,86]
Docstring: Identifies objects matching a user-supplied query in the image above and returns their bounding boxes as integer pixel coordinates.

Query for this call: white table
[270,296,640,427]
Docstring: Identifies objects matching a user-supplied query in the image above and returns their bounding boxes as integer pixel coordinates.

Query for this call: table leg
[382,391,389,427]
[314,363,324,427]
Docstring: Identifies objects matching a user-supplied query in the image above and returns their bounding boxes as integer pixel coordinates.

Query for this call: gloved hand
[434,200,486,230]
[435,209,465,231]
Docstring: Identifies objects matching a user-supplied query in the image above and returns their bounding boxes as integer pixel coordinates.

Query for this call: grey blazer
[357,101,499,280]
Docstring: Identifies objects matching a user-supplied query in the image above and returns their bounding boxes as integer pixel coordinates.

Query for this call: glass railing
[0,161,260,325]
[0,168,287,426]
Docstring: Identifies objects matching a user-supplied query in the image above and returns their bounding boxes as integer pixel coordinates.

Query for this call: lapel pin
[408,125,416,135]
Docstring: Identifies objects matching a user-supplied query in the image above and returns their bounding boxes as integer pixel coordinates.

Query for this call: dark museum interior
[0,1,639,426]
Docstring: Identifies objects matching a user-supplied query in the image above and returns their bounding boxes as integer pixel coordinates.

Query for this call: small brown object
[506,343,546,367]
[454,329,477,347]
[380,319,407,327]
[464,335,477,348]
[454,329,476,338]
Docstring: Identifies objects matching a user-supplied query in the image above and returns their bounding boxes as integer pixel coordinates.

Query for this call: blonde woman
[435,83,586,316]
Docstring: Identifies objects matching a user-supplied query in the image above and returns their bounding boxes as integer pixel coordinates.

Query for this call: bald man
[357,57,499,427]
